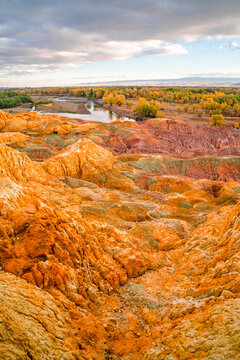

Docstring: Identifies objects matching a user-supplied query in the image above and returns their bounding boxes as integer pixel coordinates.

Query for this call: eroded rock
[0,110,240,359]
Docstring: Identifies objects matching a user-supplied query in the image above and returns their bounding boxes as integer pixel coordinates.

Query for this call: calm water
[33,99,133,123]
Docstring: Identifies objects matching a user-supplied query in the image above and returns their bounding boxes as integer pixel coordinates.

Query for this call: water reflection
[108,110,113,121]
[69,100,132,123]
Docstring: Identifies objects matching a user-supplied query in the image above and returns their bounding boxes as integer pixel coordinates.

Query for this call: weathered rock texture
[0,110,240,359]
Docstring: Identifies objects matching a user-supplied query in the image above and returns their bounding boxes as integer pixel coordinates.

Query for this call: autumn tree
[210,110,224,126]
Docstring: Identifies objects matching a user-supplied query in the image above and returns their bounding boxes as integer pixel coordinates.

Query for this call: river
[32,98,133,123]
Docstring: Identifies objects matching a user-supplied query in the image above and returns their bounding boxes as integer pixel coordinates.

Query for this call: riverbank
[3,103,32,114]
[29,96,90,114]
[36,99,90,114]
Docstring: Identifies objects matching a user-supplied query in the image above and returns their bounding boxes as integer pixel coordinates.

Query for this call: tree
[115,95,125,106]
[103,93,115,106]
[210,110,224,126]
[133,99,159,119]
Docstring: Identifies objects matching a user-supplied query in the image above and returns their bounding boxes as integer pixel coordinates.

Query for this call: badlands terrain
[1,109,240,359]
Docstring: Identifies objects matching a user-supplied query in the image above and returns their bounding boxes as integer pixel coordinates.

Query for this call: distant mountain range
[1,77,240,89]
[80,77,240,87]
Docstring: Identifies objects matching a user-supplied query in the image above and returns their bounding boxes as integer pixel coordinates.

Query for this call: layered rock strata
[0,110,240,359]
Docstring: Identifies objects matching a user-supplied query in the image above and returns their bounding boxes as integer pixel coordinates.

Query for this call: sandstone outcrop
[0,110,240,359]
[0,272,77,360]
[43,138,115,182]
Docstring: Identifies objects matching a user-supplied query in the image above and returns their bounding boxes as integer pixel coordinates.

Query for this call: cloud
[0,0,240,81]
[219,41,240,51]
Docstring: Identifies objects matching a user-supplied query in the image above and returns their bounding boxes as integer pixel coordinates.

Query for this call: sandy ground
[3,103,33,114]
[36,100,90,114]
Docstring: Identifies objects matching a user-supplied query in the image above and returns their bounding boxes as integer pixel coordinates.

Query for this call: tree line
[0,91,32,109]
[16,86,240,124]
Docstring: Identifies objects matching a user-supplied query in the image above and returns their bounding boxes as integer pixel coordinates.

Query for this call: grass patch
[133,189,141,194]
[121,171,137,181]
[146,178,157,186]
[233,185,240,193]
[162,185,172,193]
[147,302,163,309]
[126,283,144,296]
[149,210,168,218]
[197,204,209,210]
[179,201,193,209]
[60,110,76,114]
[35,99,53,105]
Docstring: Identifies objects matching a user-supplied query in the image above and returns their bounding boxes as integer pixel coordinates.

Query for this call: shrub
[133,100,160,118]
[126,101,133,108]
[156,110,164,118]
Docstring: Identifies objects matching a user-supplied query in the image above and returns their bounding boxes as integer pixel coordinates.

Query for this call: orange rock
[43,138,115,182]
[0,110,240,359]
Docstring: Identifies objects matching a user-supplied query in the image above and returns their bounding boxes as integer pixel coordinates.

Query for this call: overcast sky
[0,0,240,87]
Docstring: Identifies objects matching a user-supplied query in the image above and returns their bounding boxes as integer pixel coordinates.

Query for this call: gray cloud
[0,0,240,76]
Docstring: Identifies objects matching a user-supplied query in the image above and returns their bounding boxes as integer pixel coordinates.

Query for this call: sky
[0,0,240,87]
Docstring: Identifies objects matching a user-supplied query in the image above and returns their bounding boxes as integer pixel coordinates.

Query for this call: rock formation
[0,109,240,359]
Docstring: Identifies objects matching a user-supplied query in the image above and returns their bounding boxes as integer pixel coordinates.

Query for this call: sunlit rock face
[1,110,240,359]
